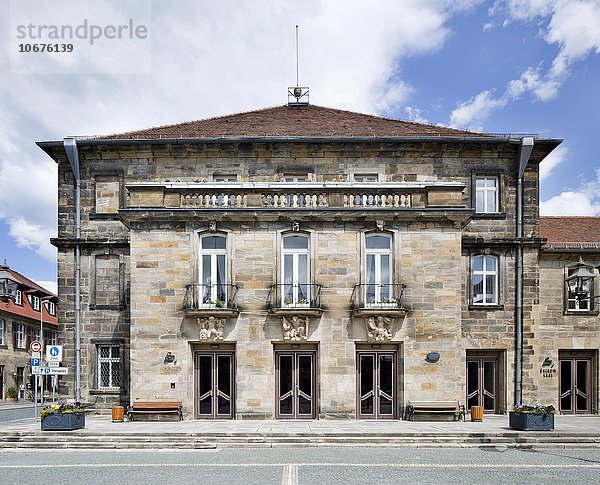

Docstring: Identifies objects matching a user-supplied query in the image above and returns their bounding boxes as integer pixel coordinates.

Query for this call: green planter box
[509,411,554,431]
[41,412,85,431]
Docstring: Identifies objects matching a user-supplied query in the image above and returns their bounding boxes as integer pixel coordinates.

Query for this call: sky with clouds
[0,0,599,293]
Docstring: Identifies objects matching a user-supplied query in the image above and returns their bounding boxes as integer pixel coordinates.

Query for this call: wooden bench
[404,401,465,421]
[127,400,183,421]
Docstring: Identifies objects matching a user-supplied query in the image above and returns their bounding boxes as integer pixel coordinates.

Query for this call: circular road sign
[30,340,42,353]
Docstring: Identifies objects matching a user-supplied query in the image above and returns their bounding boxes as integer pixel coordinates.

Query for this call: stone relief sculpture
[198,316,225,340]
[366,315,392,341]
[281,315,309,341]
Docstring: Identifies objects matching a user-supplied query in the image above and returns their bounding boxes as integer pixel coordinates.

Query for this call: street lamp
[565,258,597,302]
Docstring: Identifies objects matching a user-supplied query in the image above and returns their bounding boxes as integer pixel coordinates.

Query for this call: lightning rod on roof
[288,25,309,106]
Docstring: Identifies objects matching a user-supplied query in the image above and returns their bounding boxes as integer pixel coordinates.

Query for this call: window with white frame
[46,301,56,316]
[97,344,121,390]
[199,235,227,307]
[29,294,40,311]
[475,176,499,213]
[282,234,310,306]
[33,328,40,343]
[213,174,238,182]
[15,290,22,306]
[566,265,593,312]
[365,234,393,305]
[283,175,308,183]
[472,255,498,305]
[0,319,5,346]
[15,323,25,349]
[353,173,380,183]
[50,331,58,345]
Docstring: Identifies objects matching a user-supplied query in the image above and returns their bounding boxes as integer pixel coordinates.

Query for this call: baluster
[242,194,247,207]
[293,194,299,208]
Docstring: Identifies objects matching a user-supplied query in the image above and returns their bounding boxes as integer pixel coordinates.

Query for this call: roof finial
[0,259,8,269]
[288,25,309,106]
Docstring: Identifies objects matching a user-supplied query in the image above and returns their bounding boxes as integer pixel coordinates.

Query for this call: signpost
[29,340,42,420]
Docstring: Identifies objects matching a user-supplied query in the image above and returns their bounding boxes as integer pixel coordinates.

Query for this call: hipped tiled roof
[99,104,494,140]
[540,216,600,250]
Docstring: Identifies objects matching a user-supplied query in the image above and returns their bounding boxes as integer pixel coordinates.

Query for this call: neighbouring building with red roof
[37,94,599,418]
[0,260,58,400]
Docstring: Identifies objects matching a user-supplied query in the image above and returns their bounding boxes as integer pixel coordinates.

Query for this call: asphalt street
[0,447,599,485]
[0,404,36,424]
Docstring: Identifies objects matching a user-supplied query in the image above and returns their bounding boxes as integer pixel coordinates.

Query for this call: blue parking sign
[31,358,40,367]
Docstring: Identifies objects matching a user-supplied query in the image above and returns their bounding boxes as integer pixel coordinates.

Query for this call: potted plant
[509,404,555,431]
[40,402,86,431]
[6,386,18,402]
[215,299,225,308]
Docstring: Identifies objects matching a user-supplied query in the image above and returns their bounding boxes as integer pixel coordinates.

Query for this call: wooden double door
[195,351,234,419]
[357,351,396,419]
[466,352,500,413]
[275,351,316,419]
[559,351,594,414]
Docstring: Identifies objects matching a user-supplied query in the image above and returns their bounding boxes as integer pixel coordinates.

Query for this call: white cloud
[404,106,429,123]
[35,280,58,295]
[452,0,600,130]
[540,168,600,215]
[449,90,506,131]
[1,0,480,271]
[539,144,567,180]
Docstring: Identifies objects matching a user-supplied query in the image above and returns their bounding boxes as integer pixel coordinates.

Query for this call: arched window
[282,234,310,306]
[199,235,227,306]
[472,255,498,305]
[365,234,392,305]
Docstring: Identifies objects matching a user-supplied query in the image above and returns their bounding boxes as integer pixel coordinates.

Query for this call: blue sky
[0,0,599,291]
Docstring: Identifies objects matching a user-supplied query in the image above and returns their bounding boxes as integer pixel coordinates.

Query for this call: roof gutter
[63,137,82,404]
[515,136,534,407]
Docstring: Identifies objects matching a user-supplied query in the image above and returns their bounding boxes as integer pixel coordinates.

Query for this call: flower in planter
[40,402,86,420]
[512,403,556,415]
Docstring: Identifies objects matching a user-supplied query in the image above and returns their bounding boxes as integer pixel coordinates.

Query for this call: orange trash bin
[470,406,484,422]
[112,406,125,422]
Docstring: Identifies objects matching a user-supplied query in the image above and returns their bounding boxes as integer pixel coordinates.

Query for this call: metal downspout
[63,138,81,403]
[515,137,534,406]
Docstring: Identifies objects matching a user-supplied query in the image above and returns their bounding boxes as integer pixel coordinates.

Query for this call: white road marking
[281,464,299,485]
[0,463,598,469]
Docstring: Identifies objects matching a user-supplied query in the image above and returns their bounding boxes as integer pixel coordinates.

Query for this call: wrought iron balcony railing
[184,284,239,315]
[351,284,407,315]
[267,284,323,314]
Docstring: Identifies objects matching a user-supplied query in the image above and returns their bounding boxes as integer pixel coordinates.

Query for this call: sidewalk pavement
[1,413,599,436]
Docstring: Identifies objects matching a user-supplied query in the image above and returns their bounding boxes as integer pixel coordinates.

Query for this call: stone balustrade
[127,183,466,211]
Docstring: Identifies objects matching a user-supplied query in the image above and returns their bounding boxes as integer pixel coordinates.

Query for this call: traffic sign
[30,340,42,353]
[31,351,41,359]
[32,366,68,375]
[47,361,59,367]
[46,345,63,363]
[31,358,41,367]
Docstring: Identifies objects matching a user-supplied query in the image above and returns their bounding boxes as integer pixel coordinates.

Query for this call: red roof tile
[0,262,57,326]
[99,104,494,140]
[540,216,600,250]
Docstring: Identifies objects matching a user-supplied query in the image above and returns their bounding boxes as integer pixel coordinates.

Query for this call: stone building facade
[0,260,58,400]
[38,103,598,418]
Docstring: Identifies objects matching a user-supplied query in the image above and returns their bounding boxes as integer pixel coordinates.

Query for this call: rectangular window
[50,332,58,346]
[33,328,40,343]
[283,175,308,183]
[353,173,380,183]
[213,174,238,182]
[97,345,121,390]
[95,176,121,214]
[15,323,25,349]
[29,295,40,311]
[365,234,393,305]
[47,301,56,316]
[475,176,499,213]
[472,255,498,305]
[15,290,22,306]
[0,319,5,346]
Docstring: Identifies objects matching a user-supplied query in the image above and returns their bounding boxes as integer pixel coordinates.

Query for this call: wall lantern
[164,352,176,364]
[0,262,19,303]
[426,352,440,363]
[565,258,597,300]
